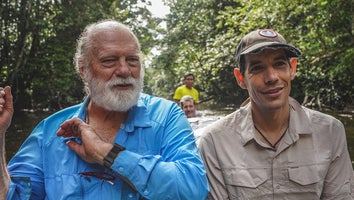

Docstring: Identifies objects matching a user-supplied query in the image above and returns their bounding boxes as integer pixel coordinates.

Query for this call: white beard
[85,72,143,112]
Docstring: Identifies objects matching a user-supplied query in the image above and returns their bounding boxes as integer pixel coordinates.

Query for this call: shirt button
[128,193,134,198]
[144,190,149,195]
[118,167,124,172]
[276,185,280,189]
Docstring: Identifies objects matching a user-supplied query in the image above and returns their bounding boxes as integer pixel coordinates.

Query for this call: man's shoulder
[173,85,185,98]
[44,103,82,122]
[191,87,199,93]
[290,97,340,123]
[197,110,242,136]
[289,98,344,135]
[25,102,83,142]
[136,93,186,124]
[176,85,186,91]
[302,106,341,125]
[140,93,173,103]
[138,93,177,111]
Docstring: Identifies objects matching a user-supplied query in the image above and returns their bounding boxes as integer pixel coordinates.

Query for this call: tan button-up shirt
[198,98,354,199]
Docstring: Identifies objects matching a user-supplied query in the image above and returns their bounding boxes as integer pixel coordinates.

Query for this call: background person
[173,72,199,109]
[198,29,354,199]
[0,20,208,199]
[180,95,197,118]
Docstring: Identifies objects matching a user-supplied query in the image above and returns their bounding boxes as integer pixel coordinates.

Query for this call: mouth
[262,86,284,97]
[112,83,133,90]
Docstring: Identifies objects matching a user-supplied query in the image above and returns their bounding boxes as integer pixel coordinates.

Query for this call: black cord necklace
[254,125,288,149]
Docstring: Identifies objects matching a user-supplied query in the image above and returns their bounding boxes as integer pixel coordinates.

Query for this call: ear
[78,60,87,81]
[234,68,247,89]
[289,58,297,80]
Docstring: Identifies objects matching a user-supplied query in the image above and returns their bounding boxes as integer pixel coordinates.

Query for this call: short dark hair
[184,72,194,80]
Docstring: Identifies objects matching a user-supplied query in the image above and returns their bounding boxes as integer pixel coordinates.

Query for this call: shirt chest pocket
[224,168,268,188]
[221,164,326,199]
[45,173,125,199]
[285,164,326,197]
[223,168,269,199]
[288,165,323,186]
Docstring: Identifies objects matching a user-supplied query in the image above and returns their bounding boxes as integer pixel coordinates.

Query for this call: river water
[5,109,354,166]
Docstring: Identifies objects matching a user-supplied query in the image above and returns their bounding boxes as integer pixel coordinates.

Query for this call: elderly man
[198,29,354,199]
[0,20,208,199]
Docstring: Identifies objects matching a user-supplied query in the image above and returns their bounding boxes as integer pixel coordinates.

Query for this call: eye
[274,61,287,68]
[126,56,140,66]
[101,57,118,67]
[248,65,264,74]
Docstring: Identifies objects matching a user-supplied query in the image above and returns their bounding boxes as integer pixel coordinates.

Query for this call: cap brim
[241,42,302,57]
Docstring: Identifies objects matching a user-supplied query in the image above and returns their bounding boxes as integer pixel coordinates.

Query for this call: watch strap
[103,143,125,168]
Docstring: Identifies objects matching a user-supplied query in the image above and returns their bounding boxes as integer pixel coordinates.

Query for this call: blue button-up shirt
[7,93,209,199]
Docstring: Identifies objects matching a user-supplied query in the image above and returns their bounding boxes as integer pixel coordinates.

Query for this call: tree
[0,0,160,111]
[149,0,354,110]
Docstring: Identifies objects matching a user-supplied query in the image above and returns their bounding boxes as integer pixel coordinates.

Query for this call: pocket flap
[224,168,268,188]
[288,165,322,185]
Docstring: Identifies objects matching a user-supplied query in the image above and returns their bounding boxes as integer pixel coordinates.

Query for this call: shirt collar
[238,97,313,147]
[78,94,152,133]
[123,95,152,132]
[71,96,89,121]
[238,102,255,146]
[287,97,313,137]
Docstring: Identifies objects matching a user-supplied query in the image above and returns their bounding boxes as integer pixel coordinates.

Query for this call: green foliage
[1,0,160,111]
[1,0,353,111]
[149,0,354,110]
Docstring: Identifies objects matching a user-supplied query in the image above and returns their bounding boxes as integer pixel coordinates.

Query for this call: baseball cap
[236,29,301,67]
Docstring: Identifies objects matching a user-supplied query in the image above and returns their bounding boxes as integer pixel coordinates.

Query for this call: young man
[0,20,208,199]
[198,29,354,199]
[173,72,199,108]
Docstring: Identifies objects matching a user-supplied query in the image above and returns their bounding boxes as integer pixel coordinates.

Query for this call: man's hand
[0,86,14,135]
[56,118,112,165]
[0,86,13,198]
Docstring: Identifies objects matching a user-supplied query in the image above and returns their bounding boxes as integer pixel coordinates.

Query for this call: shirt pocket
[45,173,121,200]
[288,165,322,185]
[287,164,325,196]
[223,168,268,199]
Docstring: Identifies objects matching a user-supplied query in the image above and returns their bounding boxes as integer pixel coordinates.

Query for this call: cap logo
[258,29,278,38]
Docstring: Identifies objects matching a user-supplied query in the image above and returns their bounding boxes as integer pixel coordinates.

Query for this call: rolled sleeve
[7,177,31,200]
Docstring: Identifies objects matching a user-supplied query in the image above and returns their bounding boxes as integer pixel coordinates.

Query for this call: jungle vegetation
[1,0,353,112]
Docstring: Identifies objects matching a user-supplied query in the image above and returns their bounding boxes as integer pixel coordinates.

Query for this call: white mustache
[108,77,136,86]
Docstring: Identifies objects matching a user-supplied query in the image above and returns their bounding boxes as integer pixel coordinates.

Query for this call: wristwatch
[103,143,125,168]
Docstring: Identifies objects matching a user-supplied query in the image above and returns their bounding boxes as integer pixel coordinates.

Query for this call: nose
[114,57,131,77]
[264,66,279,85]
